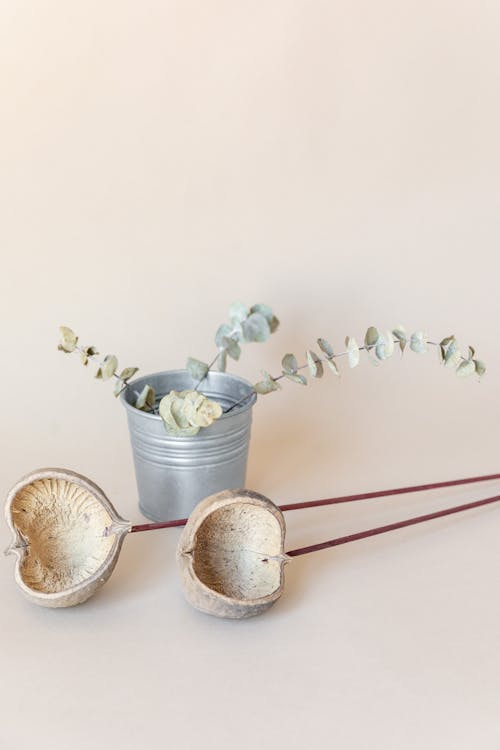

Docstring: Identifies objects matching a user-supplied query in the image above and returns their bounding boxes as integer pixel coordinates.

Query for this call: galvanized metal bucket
[121,370,257,521]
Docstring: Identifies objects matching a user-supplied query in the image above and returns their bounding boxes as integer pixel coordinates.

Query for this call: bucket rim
[120,369,257,422]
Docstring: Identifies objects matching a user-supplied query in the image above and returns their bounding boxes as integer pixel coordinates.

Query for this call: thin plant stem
[286,492,500,557]
[193,352,219,392]
[222,337,468,414]
[74,344,157,414]
[129,470,500,533]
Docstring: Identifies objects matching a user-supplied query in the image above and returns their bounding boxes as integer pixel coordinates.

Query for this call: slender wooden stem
[278,472,500,511]
[129,471,500,533]
[130,518,187,533]
[286,493,500,557]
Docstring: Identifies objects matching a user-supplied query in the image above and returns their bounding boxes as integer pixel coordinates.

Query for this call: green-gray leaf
[444,340,461,368]
[228,302,249,325]
[242,312,270,343]
[222,336,241,361]
[410,332,427,354]
[326,358,339,376]
[375,333,388,360]
[306,350,323,378]
[186,357,209,382]
[384,330,395,358]
[364,326,379,349]
[473,359,486,376]
[392,325,407,354]
[440,335,455,347]
[250,304,272,322]
[254,371,281,394]
[119,367,139,382]
[101,355,118,381]
[136,384,156,411]
[456,360,475,377]
[317,338,334,358]
[281,353,298,375]
[58,326,78,353]
[283,372,308,385]
[215,324,233,348]
[468,346,475,360]
[113,379,126,398]
[345,337,360,368]
[250,304,279,334]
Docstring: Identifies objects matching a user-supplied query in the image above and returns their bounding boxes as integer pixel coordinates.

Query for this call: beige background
[1,2,500,748]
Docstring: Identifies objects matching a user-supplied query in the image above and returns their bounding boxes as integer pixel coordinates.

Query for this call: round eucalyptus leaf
[317,338,334,358]
[444,341,461,368]
[254,371,280,394]
[228,302,249,325]
[384,331,395,358]
[364,327,379,348]
[242,312,270,343]
[345,337,360,368]
[284,372,308,385]
[326,358,339,376]
[113,379,125,398]
[136,384,156,411]
[281,353,298,375]
[409,332,427,354]
[456,360,475,377]
[215,324,233,348]
[269,315,280,333]
[250,304,273,322]
[119,367,139,382]
[392,326,407,354]
[222,336,241,361]
[186,357,209,382]
[101,355,118,381]
[58,326,78,353]
[306,350,323,378]
[249,305,279,333]
[474,359,486,376]
[440,335,455,347]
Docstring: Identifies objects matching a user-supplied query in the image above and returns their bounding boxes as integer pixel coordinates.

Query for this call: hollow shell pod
[5,468,131,608]
[177,489,288,619]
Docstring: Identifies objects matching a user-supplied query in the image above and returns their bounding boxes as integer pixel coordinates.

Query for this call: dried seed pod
[177,489,288,619]
[4,468,131,608]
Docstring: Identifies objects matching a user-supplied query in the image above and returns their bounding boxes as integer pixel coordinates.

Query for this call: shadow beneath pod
[101,525,181,604]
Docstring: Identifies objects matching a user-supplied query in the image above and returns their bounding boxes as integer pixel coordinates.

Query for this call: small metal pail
[121,370,257,521]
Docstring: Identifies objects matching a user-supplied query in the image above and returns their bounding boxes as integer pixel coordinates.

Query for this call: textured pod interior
[10,477,115,594]
[192,503,283,600]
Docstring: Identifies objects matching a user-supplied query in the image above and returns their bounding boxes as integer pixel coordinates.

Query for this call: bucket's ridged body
[121,370,256,521]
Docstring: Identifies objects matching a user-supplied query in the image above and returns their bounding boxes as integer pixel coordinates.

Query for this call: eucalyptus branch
[224,327,485,413]
[58,326,157,413]
[186,302,280,390]
[58,317,486,436]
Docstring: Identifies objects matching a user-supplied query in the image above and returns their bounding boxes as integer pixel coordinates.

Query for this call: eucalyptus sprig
[58,326,143,400]
[58,317,486,437]
[186,302,279,388]
[250,326,485,396]
[58,326,224,436]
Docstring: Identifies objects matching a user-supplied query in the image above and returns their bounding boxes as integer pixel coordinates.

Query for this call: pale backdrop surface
[1,2,500,748]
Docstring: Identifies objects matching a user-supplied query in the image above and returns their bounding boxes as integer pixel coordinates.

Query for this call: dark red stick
[286,493,500,557]
[130,518,186,533]
[278,472,500,512]
[130,471,500,533]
